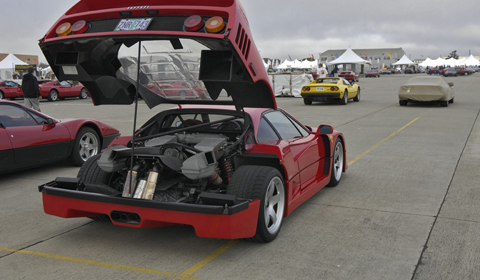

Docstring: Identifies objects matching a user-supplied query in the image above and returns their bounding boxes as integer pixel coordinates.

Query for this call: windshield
[118,39,230,102]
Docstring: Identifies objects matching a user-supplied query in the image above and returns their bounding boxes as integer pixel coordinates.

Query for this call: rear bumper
[301,92,340,101]
[39,182,260,239]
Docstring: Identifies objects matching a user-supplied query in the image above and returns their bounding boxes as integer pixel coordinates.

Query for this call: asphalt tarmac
[1,73,479,279]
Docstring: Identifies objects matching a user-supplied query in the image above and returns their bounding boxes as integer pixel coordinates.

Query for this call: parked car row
[442,67,474,77]
[0,80,89,101]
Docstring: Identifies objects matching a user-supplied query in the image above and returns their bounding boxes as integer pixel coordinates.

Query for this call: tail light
[184,15,203,32]
[302,87,310,91]
[71,20,89,34]
[205,16,225,33]
[56,20,89,36]
[330,87,339,91]
[56,22,72,37]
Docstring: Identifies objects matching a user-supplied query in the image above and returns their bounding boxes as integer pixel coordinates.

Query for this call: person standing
[331,65,339,77]
[317,63,327,78]
[22,67,42,112]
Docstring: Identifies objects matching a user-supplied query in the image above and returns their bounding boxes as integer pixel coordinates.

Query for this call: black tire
[340,90,348,105]
[227,166,285,242]
[77,154,112,222]
[69,127,101,166]
[353,88,360,102]
[0,91,3,100]
[440,100,448,107]
[303,98,312,105]
[48,89,59,101]
[79,88,89,99]
[449,97,454,104]
[328,138,344,187]
[399,100,407,106]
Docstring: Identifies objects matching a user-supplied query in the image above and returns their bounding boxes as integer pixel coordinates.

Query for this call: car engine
[95,123,245,204]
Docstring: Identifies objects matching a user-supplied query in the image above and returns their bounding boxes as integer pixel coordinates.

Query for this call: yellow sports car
[301,77,360,105]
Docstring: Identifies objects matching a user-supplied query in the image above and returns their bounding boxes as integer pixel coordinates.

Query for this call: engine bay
[90,110,251,205]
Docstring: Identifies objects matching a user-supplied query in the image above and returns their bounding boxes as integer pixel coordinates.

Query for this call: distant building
[319,48,406,68]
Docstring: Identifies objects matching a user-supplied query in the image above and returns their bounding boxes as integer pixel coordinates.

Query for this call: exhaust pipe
[110,211,141,224]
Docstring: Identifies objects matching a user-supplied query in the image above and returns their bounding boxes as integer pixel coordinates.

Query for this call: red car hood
[38,0,276,110]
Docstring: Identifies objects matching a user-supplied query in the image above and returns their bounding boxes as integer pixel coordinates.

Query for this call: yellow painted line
[348,109,432,166]
[0,246,176,277]
[174,240,239,280]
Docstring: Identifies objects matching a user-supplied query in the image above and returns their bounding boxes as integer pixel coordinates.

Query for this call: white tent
[299,59,317,69]
[419,57,435,68]
[432,57,446,67]
[327,48,371,65]
[444,58,459,67]
[0,53,27,80]
[393,55,415,66]
[327,48,370,72]
[277,60,294,69]
[460,54,480,66]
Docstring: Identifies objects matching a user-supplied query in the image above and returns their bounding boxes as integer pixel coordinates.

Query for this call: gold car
[301,77,360,105]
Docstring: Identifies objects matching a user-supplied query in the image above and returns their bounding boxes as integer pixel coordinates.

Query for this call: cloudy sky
[2,0,479,63]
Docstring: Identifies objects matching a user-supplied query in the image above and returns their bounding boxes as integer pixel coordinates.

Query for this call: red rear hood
[38,0,276,110]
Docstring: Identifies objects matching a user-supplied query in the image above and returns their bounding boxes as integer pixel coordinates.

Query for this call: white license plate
[114,18,152,31]
[316,87,324,91]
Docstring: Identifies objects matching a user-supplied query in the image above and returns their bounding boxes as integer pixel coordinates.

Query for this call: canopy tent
[277,60,294,69]
[419,57,435,68]
[432,57,446,66]
[461,54,480,66]
[277,59,318,70]
[299,59,317,69]
[393,54,415,66]
[0,53,27,69]
[327,48,370,73]
[444,58,459,67]
[327,48,371,65]
[0,53,27,80]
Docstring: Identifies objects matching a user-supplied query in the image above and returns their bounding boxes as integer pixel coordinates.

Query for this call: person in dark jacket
[21,67,42,112]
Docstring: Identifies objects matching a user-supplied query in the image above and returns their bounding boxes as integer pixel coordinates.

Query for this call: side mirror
[46,118,55,126]
[316,124,333,136]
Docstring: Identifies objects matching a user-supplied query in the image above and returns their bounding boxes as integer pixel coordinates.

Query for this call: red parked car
[338,71,359,82]
[0,100,120,174]
[147,81,208,99]
[39,80,89,101]
[0,80,23,100]
[365,70,380,77]
[37,0,347,242]
[455,68,473,76]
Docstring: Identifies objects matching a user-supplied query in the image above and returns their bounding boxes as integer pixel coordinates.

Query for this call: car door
[57,81,71,97]
[3,81,21,98]
[0,103,71,167]
[263,110,323,190]
[342,78,354,98]
[0,121,15,172]
[10,82,23,97]
[63,81,78,97]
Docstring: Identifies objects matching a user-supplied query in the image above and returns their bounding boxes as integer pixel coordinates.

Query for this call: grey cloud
[2,0,479,63]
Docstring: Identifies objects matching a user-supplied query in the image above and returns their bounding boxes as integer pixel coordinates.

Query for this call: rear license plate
[114,18,152,31]
[316,87,324,91]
